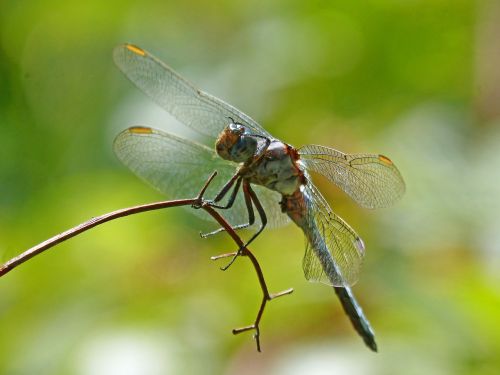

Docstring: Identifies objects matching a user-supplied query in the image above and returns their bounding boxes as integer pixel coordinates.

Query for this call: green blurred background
[1,0,499,374]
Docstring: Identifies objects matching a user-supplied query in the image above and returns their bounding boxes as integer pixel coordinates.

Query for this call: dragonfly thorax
[215,122,258,163]
[243,141,305,196]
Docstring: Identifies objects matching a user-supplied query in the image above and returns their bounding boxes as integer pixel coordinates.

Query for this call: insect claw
[191,200,203,210]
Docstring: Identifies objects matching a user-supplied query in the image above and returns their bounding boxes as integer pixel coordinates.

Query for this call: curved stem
[0,199,195,277]
[0,172,293,351]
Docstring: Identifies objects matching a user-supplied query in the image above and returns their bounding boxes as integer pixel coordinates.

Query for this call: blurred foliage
[1,0,499,374]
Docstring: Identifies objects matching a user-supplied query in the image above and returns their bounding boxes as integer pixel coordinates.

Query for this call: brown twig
[0,172,292,351]
[0,199,194,278]
[204,205,294,351]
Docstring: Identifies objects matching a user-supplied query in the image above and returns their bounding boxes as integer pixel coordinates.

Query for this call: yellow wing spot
[125,44,146,56]
[129,126,153,134]
[378,154,393,165]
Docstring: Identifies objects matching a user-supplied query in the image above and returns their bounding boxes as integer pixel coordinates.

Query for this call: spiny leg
[201,223,247,238]
[201,171,256,238]
[242,181,267,248]
[202,181,255,238]
[220,181,267,271]
[200,173,241,239]
[210,172,242,209]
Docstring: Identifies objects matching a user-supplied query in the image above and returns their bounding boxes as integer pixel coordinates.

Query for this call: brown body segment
[280,189,307,226]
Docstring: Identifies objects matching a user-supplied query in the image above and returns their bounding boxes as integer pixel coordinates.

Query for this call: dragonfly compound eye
[230,136,258,162]
[215,124,256,162]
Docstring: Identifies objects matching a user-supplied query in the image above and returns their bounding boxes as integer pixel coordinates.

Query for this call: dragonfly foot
[201,222,251,239]
[210,251,237,261]
[200,226,225,238]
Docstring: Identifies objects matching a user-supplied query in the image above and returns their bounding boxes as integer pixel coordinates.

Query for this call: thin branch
[0,199,194,278]
[0,172,293,351]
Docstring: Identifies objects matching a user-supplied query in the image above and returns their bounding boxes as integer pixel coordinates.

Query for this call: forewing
[301,180,365,286]
[113,44,271,139]
[299,144,405,209]
[113,126,286,227]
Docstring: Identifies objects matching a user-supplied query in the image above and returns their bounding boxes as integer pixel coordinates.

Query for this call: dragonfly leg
[199,173,240,237]
[220,181,267,271]
[240,181,267,249]
[210,174,242,209]
[201,222,248,238]
[192,170,236,210]
[201,187,254,238]
[194,171,240,210]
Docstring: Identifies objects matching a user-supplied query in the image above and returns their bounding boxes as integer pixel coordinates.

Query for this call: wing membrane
[113,44,271,139]
[301,180,365,286]
[299,144,405,209]
[113,126,287,228]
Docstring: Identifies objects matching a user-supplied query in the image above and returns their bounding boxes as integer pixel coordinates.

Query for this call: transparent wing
[113,126,288,228]
[299,144,405,209]
[301,179,365,286]
[252,185,290,229]
[113,44,272,140]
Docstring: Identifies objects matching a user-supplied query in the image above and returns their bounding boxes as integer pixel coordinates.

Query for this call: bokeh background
[1,1,499,374]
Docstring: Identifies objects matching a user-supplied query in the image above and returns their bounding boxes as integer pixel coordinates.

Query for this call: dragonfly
[112,44,405,351]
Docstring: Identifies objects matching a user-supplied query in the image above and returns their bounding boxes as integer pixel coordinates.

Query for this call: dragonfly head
[215,119,258,163]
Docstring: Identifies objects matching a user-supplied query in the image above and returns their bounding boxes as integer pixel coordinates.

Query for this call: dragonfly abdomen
[282,190,341,283]
[281,189,377,350]
[280,189,307,225]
